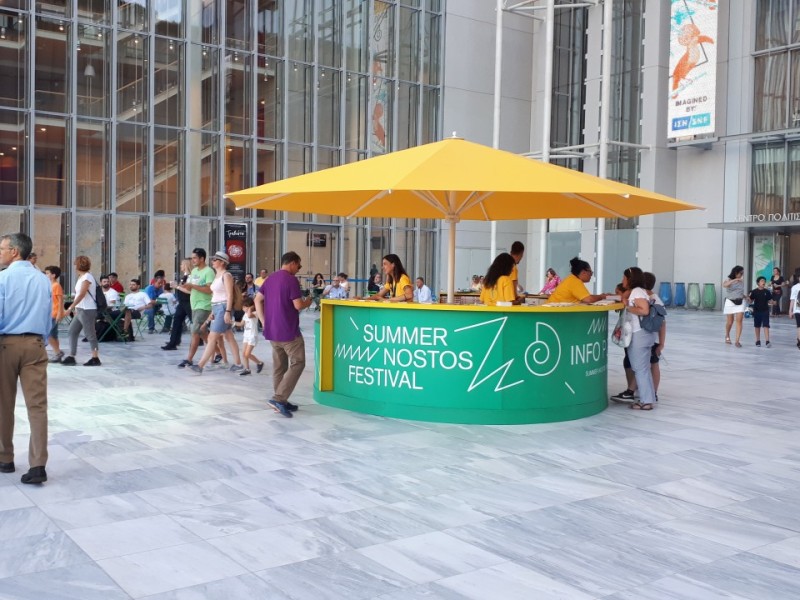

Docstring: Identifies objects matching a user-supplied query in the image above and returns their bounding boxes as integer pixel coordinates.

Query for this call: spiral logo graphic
[524,322,562,377]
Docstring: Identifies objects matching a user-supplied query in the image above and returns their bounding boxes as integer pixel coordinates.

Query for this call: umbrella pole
[447,218,458,304]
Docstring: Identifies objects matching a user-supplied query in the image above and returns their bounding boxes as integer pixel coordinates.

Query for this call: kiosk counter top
[315,299,623,425]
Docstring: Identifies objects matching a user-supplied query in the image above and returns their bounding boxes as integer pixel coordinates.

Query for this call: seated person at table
[480,253,519,306]
[117,278,155,339]
[338,272,350,295]
[538,268,561,295]
[470,274,482,292]
[143,274,165,333]
[360,254,413,302]
[159,283,178,332]
[323,275,349,300]
[547,257,608,304]
[100,275,120,308]
[367,272,382,294]
[414,277,433,303]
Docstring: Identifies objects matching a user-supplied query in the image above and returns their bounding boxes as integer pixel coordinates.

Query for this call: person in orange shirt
[44,265,66,362]
[480,253,518,306]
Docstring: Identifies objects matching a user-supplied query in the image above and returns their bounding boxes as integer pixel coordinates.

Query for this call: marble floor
[1,308,800,599]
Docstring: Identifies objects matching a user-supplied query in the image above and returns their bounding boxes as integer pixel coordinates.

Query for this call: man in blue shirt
[0,233,51,484]
[143,274,165,333]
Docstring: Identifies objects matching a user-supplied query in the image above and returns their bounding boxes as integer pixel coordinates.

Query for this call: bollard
[659,281,673,307]
[674,282,686,307]
[702,283,717,309]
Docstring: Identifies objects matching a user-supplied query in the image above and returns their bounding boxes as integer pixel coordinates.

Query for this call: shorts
[795,313,800,327]
[242,332,258,347]
[191,308,211,334]
[623,344,660,368]
[752,311,770,328]
[48,318,58,339]
[209,303,231,334]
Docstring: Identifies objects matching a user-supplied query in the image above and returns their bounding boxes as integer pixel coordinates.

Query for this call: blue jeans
[628,329,656,405]
[144,307,155,331]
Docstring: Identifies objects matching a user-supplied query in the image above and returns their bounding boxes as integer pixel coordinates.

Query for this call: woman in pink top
[539,268,561,295]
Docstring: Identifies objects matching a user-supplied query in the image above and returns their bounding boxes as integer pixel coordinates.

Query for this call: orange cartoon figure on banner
[671,22,714,97]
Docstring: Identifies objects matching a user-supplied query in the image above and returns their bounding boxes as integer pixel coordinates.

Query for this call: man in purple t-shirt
[255,251,312,417]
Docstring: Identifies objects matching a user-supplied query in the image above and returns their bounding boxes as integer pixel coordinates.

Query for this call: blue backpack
[640,301,666,333]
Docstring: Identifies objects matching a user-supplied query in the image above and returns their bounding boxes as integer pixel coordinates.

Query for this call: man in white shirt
[323,275,348,300]
[100,275,120,308]
[789,276,800,349]
[120,279,154,340]
[414,277,433,303]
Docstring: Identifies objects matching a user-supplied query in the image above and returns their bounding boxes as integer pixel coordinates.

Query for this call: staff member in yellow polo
[547,256,608,304]
[480,253,518,306]
[361,254,414,302]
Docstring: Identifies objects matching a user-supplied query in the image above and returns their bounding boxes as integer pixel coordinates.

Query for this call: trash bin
[674,282,686,307]
[687,283,701,309]
[702,283,716,309]
[659,281,672,307]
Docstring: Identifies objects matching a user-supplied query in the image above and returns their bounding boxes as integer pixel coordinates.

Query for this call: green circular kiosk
[314,300,622,425]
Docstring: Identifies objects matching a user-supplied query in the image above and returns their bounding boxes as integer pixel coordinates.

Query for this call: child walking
[748,276,773,347]
[237,297,264,375]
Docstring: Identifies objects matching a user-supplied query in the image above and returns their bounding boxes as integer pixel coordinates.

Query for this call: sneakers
[230,364,244,373]
[610,389,635,402]
[188,364,203,374]
[60,356,76,366]
[21,466,47,484]
[256,362,264,374]
[213,354,223,364]
[765,341,772,348]
[207,362,229,371]
[49,351,64,363]
[755,341,761,347]
[161,344,178,351]
[239,369,252,376]
[286,401,299,412]
[83,357,101,366]
[268,399,293,418]
[177,359,193,368]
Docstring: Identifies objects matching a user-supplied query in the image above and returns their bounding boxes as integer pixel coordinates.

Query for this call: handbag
[611,308,632,348]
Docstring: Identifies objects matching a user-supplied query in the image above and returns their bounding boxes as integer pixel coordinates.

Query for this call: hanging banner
[223,223,247,282]
[668,0,718,138]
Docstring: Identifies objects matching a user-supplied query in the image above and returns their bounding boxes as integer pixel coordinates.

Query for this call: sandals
[735,341,742,348]
[725,337,732,344]
[630,402,654,411]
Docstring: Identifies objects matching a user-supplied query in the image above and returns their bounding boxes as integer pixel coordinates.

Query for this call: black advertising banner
[224,223,247,281]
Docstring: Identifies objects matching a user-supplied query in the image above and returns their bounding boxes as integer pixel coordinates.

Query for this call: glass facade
[0,0,442,292]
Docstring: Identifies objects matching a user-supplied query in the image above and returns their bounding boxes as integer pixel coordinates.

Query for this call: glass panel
[257,0,282,55]
[398,7,419,82]
[184,131,219,216]
[34,118,66,207]
[344,0,368,73]
[0,10,26,109]
[78,0,111,24]
[345,73,368,150]
[33,211,68,271]
[153,216,179,278]
[225,51,251,135]
[754,54,789,132]
[792,50,800,128]
[200,44,219,130]
[35,17,69,114]
[317,68,340,146]
[76,119,108,209]
[421,86,438,143]
[115,213,147,280]
[422,13,440,85]
[401,0,420,7]
[5,1,29,10]
[370,77,392,153]
[398,82,418,149]
[287,63,313,143]
[117,32,148,122]
[369,227,390,279]
[188,0,219,44]
[188,217,214,258]
[255,140,280,219]
[789,142,800,215]
[0,111,26,206]
[286,144,311,221]
[118,0,148,31]
[318,0,341,68]
[154,37,183,126]
[226,0,249,50]
[341,224,365,294]
[0,209,24,234]
[372,1,395,79]
[78,26,110,118]
[155,0,182,37]
[756,0,790,50]
[255,221,281,274]
[36,0,67,15]
[225,137,250,216]
[153,127,182,214]
[287,0,313,62]
[116,122,147,212]
[417,229,435,292]
[257,56,282,139]
[752,144,786,216]
[314,147,339,224]
[75,212,107,277]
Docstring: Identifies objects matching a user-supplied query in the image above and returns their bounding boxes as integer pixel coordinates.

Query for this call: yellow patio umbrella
[228,137,702,302]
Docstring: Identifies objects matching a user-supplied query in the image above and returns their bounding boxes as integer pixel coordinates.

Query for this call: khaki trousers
[270,335,306,403]
[0,335,49,467]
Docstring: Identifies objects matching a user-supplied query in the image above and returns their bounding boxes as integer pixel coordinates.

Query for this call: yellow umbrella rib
[562,193,628,219]
[235,192,288,210]
[347,189,392,219]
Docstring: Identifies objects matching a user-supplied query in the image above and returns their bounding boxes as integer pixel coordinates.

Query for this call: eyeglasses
[584,269,593,275]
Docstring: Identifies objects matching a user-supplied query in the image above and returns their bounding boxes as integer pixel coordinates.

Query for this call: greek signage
[668,0,718,138]
[735,213,800,223]
[318,305,610,424]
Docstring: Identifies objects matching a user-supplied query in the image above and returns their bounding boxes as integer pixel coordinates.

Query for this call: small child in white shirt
[235,297,264,376]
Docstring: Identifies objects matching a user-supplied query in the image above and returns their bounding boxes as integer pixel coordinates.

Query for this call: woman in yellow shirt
[365,254,414,302]
[480,253,517,306]
[547,256,608,304]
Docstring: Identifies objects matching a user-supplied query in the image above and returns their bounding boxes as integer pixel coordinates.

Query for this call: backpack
[87,276,108,313]
[640,301,666,333]
[229,274,244,311]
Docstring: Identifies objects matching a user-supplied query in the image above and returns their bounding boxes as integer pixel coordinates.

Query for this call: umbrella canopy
[227,138,702,301]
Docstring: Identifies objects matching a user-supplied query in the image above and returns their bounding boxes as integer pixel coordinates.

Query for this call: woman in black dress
[771,267,785,316]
